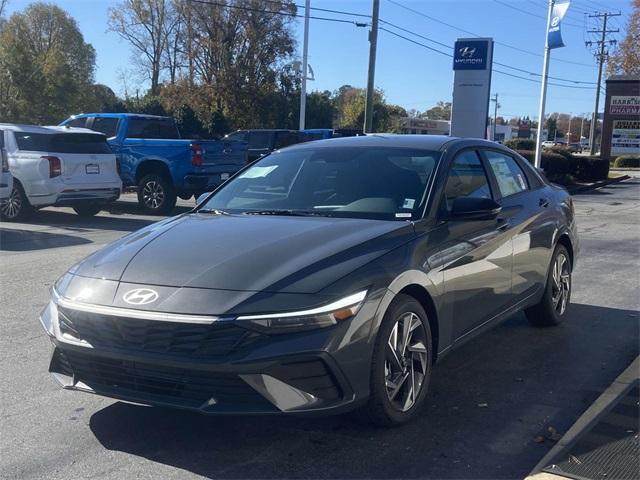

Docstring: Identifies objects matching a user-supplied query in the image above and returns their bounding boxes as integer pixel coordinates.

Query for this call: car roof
[282,133,465,151]
[69,113,172,120]
[0,123,104,135]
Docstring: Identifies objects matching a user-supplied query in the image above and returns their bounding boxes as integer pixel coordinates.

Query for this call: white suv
[0,130,13,202]
[0,125,122,221]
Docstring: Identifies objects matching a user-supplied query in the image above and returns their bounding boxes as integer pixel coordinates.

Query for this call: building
[601,75,640,160]
[399,118,451,135]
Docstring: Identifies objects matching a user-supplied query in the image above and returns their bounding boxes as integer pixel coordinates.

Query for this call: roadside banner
[548,2,571,49]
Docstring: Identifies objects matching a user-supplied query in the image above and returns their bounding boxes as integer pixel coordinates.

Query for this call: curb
[525,356,640,480]
[567,174,631,194]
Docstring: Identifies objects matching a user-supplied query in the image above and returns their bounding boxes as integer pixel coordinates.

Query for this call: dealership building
[601,75,640,160]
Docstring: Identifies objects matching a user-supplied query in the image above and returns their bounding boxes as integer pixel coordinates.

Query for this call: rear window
[14,133,112,154]
[127,117,179,139]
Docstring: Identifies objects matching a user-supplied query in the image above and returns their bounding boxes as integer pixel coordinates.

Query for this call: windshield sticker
[239,165,278,179]
[395,213,412,218]
[402,198,416,209]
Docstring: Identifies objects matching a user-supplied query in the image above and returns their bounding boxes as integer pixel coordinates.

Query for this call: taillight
[42,156,62,178]
[191,144,203,167]
[1,149,8,172]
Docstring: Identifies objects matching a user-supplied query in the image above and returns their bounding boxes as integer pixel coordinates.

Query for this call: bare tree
[108,0,174,95]
[0,0,8,18]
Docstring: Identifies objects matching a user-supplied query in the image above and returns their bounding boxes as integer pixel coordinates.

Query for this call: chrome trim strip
[52,288,220,324]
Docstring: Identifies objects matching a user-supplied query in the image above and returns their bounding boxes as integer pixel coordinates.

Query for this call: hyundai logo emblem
[459,46,476,58]
[123,288,159,305]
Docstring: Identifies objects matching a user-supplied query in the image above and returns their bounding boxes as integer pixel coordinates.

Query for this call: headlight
[39,299,58,337]
[236,290,367,333]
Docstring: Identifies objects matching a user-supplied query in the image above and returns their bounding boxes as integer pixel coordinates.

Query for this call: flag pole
[535,0,555,169]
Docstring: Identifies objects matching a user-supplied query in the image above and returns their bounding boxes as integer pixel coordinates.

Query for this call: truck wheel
[0,183,31,221]
[137,174,177,215]
[72,204,102,217]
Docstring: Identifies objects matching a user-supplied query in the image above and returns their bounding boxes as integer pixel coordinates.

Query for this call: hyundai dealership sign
[450,38,494,139]
[453,40,489,70]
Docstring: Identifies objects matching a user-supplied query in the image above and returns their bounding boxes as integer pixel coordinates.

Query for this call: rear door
[481,149,555,299]
[438,149,514,339]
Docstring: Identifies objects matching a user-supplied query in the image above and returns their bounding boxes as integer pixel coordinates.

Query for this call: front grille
[58,306,252,358]
[52,348,271,409]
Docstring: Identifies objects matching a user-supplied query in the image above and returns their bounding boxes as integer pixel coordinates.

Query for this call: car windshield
[200,146,441,220]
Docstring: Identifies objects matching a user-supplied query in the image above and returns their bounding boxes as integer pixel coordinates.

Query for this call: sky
[4,0,634,120]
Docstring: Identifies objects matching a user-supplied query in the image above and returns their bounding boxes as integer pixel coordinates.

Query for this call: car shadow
[0,228,93,251]
[88,303,639,479]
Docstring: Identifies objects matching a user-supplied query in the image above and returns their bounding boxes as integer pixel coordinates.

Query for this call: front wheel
[525,245,572,326]
[137,174,177,215]
[72,204,102,217]
[360,294,433,427]
[0,184,31,221]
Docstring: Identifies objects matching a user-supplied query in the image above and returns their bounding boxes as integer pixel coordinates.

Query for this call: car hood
[71,213,415,294]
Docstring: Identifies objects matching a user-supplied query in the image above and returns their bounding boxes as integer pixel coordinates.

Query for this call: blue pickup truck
[60,113,248,214]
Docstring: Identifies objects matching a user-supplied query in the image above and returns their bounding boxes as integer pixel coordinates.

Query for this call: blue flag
[548,2,571,49]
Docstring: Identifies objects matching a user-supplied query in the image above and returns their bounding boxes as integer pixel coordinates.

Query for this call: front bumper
[42,299,370,416]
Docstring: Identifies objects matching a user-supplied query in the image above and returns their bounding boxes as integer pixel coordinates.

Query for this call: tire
[525,245,572,327]
[137,173,177,215]
[360,293,433,427]
[72,204,102,217]
[0,183,31,221]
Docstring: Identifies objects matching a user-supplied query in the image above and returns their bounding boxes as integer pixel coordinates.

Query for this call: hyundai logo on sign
[453,40,488,70]
[123,288,159,305]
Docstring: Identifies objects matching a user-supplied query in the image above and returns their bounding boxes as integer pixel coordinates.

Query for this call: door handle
[539,198,549,208]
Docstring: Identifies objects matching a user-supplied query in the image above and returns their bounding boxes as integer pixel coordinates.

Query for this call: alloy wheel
[0,187,22,220]
[142,181,165,209]
[384,312,428,412]
[551,253,571,315]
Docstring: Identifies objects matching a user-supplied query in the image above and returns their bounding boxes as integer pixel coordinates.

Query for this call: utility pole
[580,116,585,141]
[299,0,311,131]
[491,93,500,141]
[567,114,572,144]
[363,0,380,134]
[534,0,555,168]
[586,11,620,155]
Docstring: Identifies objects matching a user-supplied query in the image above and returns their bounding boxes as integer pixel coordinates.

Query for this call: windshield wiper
[243,209,331,217]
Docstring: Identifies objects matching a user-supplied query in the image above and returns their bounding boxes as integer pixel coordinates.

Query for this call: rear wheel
[72,203,102,217]
[525,245,572,326]
[137,173,176,215]
[0,183,31,221]
[360,294,433,427]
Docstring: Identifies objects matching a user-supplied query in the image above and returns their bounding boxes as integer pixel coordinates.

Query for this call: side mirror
[450,197,502,220]
[196,193,209,205]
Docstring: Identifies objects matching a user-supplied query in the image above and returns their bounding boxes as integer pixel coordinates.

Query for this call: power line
[493,0,583,28]
[261,0,371,19]
[379,28,597,90]
[385,0,596,68]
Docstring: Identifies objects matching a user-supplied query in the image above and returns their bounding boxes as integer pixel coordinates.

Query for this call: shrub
[517,150,575,179]
[613,155,640,168]
[576,156,609,181]
[504,138,535,150]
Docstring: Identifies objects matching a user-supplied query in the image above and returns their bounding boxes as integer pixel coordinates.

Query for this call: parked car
[41,135,578,426]
[566,143,583,154]
[60,114,248,214]
[541,140,563,148]
[0,129,13,202]
[224,129,307,163]
[0,125,121,221]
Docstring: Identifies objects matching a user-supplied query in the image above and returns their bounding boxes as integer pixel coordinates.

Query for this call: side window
[91,117,119,138]
[248,131,271,149]
[443,150,492,211]
[485,151,529,198]
[65,117,87,128]
[226,131,248,142]
[274,132,301,149]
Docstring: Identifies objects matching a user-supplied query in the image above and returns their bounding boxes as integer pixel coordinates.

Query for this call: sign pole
[299,0,311,131]
[535,0,555,168]
[364,0,380,133]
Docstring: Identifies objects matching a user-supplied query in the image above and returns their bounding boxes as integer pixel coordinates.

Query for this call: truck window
[226,131,248,142]
[91,117,119,138]
[248,131,271,149]
[274,132,302,149]
[65,117,87,128]
[127,118,179,139]
[14,133,112,154]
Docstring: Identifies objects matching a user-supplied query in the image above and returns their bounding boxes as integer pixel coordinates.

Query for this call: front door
[438,149,514,339]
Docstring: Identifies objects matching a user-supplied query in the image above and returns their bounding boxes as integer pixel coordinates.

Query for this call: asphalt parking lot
[1,181,639,480]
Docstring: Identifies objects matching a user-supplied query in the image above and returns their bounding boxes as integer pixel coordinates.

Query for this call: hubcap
[385,312,429,412]
[0,187,22,219]
[551,253,571,315]
[142,181,165,209]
